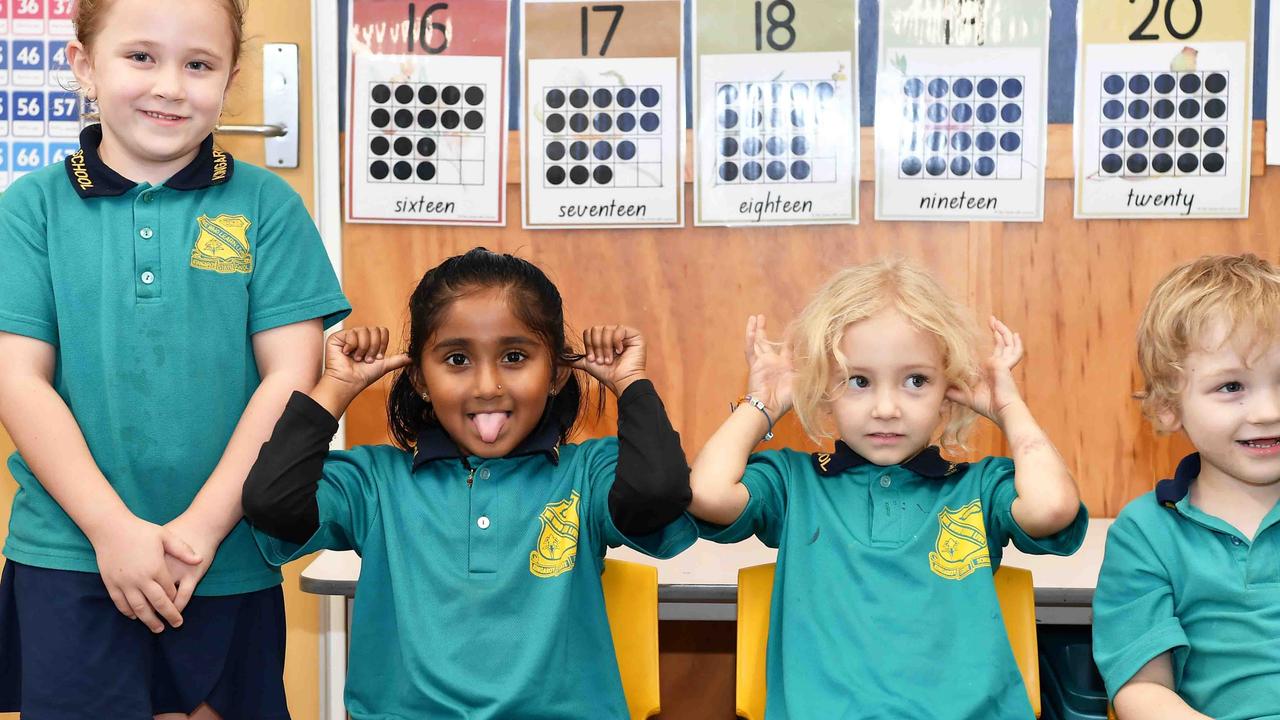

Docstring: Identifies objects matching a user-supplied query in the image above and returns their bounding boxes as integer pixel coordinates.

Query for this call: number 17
[580,5,624,56]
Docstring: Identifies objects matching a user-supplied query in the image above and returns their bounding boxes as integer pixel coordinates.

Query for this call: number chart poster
[874,0,1049,222]
[522,0,684,228]
[694,0,859,226]
[1075,0,1253,219]
[0,0,80,192]
[345,0,510,225]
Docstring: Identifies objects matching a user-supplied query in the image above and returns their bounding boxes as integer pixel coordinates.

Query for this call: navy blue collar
[411,417,561,471]
[1155,453,1200,508]
[65,124,234,198]
[812,441,968,478]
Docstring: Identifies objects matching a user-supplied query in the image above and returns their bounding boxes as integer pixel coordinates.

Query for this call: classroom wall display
[0,0,81,192]
[345,0,510,225]
[1268,1,1278,166]
[874,0,1050,222]
[1074,0,1253,219]
[521,0,684,228]
[692,0,858,226]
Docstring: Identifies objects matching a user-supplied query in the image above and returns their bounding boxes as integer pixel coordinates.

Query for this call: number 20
[1129,0,1203,41]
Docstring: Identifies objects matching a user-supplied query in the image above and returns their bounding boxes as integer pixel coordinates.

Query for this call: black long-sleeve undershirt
[242,380,691,544]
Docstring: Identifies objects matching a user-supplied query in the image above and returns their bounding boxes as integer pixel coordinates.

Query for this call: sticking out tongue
[471,412,508,443]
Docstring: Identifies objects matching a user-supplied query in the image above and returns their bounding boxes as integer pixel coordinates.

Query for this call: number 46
[1130,0,1203,41]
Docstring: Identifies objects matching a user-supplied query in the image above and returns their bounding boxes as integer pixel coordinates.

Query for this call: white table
[301,520,1111,718]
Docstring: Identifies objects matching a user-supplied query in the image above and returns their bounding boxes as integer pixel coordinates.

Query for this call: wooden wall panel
[342,168,1280,517]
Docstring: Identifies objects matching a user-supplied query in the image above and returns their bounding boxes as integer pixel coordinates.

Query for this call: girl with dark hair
[242,247,695,719]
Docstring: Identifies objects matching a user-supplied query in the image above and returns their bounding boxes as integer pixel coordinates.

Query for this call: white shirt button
[879,475,892,488]
[139,227,154,239]
[477,516,490,530]
[478,468,491,481]
[140,271,155,285]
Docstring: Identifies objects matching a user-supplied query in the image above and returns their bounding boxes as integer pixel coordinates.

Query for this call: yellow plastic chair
[735,563,1041,719]
[994,565,1041,718]
[602,558,662,720]
[735,563,776,720]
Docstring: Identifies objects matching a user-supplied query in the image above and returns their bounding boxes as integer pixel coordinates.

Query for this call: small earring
[497,384,503,390]
[421,392,430,402]
[549,389,557,397]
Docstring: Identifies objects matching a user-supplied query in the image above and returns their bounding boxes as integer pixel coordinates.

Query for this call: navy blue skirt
[0,561,290,719]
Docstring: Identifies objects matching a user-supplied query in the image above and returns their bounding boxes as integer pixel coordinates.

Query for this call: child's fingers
[143,580,183,630]
[335,329,355,355]
[160,530,202,566]
[355,327,373,362]
[126,588,165,633]
[744,316,758,362]
[106,585,135,619]
[173,574,197,613]
[384,353,413,372]
[376,327,390,360]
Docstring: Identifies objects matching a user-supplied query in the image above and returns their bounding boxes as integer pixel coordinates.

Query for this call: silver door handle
[215,124,288,138]
[212,44,299,168]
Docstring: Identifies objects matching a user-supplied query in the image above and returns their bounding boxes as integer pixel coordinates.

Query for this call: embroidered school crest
[530,491,580,578]
[190,214,252,274]
[928,499,990,580]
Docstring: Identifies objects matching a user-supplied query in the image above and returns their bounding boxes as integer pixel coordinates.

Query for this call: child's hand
[90,512,202,633]
[946,316,1025,426]
[573,325,646,397]
[321,327,411,393]
[162,512,225,613]
[745,315,794,416]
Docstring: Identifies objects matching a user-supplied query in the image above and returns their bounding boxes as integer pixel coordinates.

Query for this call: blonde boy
[1093,254,1280,720]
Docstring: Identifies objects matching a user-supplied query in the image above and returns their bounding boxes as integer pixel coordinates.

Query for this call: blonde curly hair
[788,257,981,453]
[1136,253,1280,431]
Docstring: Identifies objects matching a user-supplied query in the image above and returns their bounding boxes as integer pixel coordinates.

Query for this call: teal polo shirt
[698,442,1089,719]
[253,406,699,720]
[0,125,350,595]
[1092,454,1280,719]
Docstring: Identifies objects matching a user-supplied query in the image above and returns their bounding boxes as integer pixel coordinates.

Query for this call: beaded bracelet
[732,395,775,441]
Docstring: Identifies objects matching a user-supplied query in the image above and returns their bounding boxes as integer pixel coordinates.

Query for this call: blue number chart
[1075,0,1254,218]
[0,1,84,179]
[693,0,859,226]
[874,0,1051,222]
[12,140,44,177]
[11,38,43,85]
[522,0,685,228]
